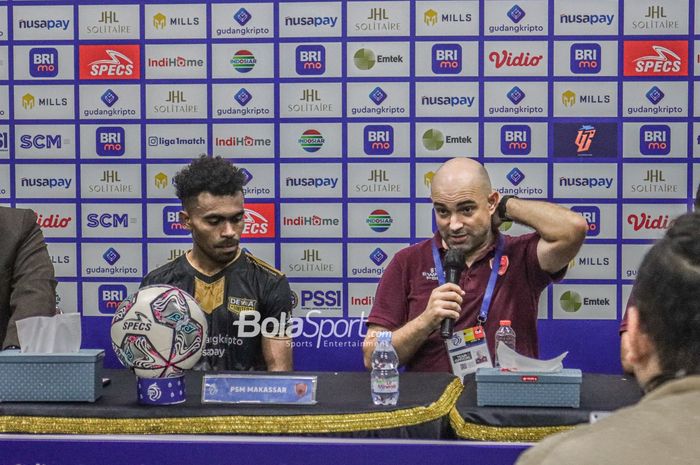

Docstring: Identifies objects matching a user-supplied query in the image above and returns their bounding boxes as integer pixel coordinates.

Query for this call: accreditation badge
[445,325,493,381]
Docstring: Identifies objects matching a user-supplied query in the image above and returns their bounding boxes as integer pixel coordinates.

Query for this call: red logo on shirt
[490,255,509,276]
[242,203,275,238]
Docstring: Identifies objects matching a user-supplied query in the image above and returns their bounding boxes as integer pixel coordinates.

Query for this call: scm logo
[86,213,130,228]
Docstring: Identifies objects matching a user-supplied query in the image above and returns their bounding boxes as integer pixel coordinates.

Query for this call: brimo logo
[233,311,368,347]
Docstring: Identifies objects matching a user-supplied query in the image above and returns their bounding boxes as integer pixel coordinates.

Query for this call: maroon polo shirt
[368,231,565,372]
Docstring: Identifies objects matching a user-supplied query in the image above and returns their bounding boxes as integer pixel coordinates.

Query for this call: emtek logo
[364,125,393,155]
[639,125,670,156]
[296,45,325,75]
[98,284,127,314]
[163,206,189,235]
[432,44,462,74]
[29,48,59,77]
[571,206,600,237]
[570,43,600,74]
[559,290,582,312]
[96,127,125,156]
[501,125,531,155]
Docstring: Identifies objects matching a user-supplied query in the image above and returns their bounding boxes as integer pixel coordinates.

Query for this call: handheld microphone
[440,247,467,339]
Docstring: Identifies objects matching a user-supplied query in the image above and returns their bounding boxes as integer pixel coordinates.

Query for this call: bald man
[363,158,587,372]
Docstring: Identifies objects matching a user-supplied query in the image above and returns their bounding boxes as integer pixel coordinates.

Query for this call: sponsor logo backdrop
[2,0,698,373]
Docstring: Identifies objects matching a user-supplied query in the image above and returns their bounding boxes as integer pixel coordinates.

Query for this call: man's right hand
[416,283,464,333]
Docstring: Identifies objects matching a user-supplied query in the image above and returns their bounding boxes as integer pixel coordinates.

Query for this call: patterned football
[110,285,207,378]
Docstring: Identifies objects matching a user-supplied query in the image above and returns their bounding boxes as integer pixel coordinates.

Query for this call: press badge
[446,325,493,380]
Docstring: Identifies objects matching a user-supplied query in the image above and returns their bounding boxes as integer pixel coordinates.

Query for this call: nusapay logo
[624,41,688,77]
[79,44,140,79]
[242,203,275,238]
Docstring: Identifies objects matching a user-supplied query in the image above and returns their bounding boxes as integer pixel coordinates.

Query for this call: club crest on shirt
[228,296,257,314]
[422,267,438,281]
[194,276,225,314]
[489,255,509,276]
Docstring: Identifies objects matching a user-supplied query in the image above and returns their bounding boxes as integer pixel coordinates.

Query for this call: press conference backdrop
[2,0,698,373]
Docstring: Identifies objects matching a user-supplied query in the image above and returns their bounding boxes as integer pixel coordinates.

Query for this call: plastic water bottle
[494,320,516,367]
[371,331,399,405]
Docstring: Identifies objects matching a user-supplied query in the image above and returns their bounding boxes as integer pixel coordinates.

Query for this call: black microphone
[440,248,467,339]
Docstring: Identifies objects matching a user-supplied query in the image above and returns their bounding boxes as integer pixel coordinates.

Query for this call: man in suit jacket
[516,211,700,465]
[0,206,57,349]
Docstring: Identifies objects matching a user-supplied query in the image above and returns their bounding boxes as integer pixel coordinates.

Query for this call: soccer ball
[110,285,208,378]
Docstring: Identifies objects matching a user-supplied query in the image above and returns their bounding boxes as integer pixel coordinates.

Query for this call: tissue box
[476,368,582,408]
[0,349,104,402]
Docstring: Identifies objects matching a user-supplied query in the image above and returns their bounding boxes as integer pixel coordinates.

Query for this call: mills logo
[96,127,125,156]
[366,209,393,232]
[79,45,140,79]
[364,125,393,155]
[500,125,531,155]
[22,93,35,110]
[231,50,256,73]
[432,44,462,74]
[624,41,687,77]
[154,172,169,189]
[639,125,670,156]
[29,48,59,78]
[570,43,601,74]
[571,206,600,237]
[296,45,325,75]
[298,129,324,153]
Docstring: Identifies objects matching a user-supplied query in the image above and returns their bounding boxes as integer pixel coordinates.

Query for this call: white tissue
[15,313,82,353]
[496,343,567,372]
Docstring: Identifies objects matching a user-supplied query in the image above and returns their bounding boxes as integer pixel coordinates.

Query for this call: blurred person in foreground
[517,211,700,465]
[0,206,57,350]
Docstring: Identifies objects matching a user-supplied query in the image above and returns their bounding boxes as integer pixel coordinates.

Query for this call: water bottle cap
[499,320,511,326]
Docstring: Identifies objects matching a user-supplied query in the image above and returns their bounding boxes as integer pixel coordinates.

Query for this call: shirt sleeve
[261,274,293,324]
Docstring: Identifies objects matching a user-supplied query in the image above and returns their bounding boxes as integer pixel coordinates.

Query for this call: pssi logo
[364,125,394,155]
[571,206,600,237]
[98,284,128,314]
[500,125,531,155]
[162,206,189,236]
[570,43,600,74]
[242,203,275,238]
[639,124,670,156]
[624,41,688,77]
[96,127,125,156]
[79,45,140,79]
[29,48,59,77]
[300,290,341,307]
[296,45,325,75]
[431,44,462,74]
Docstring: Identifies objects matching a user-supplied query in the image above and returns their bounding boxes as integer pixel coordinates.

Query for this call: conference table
[0,369,643,465]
